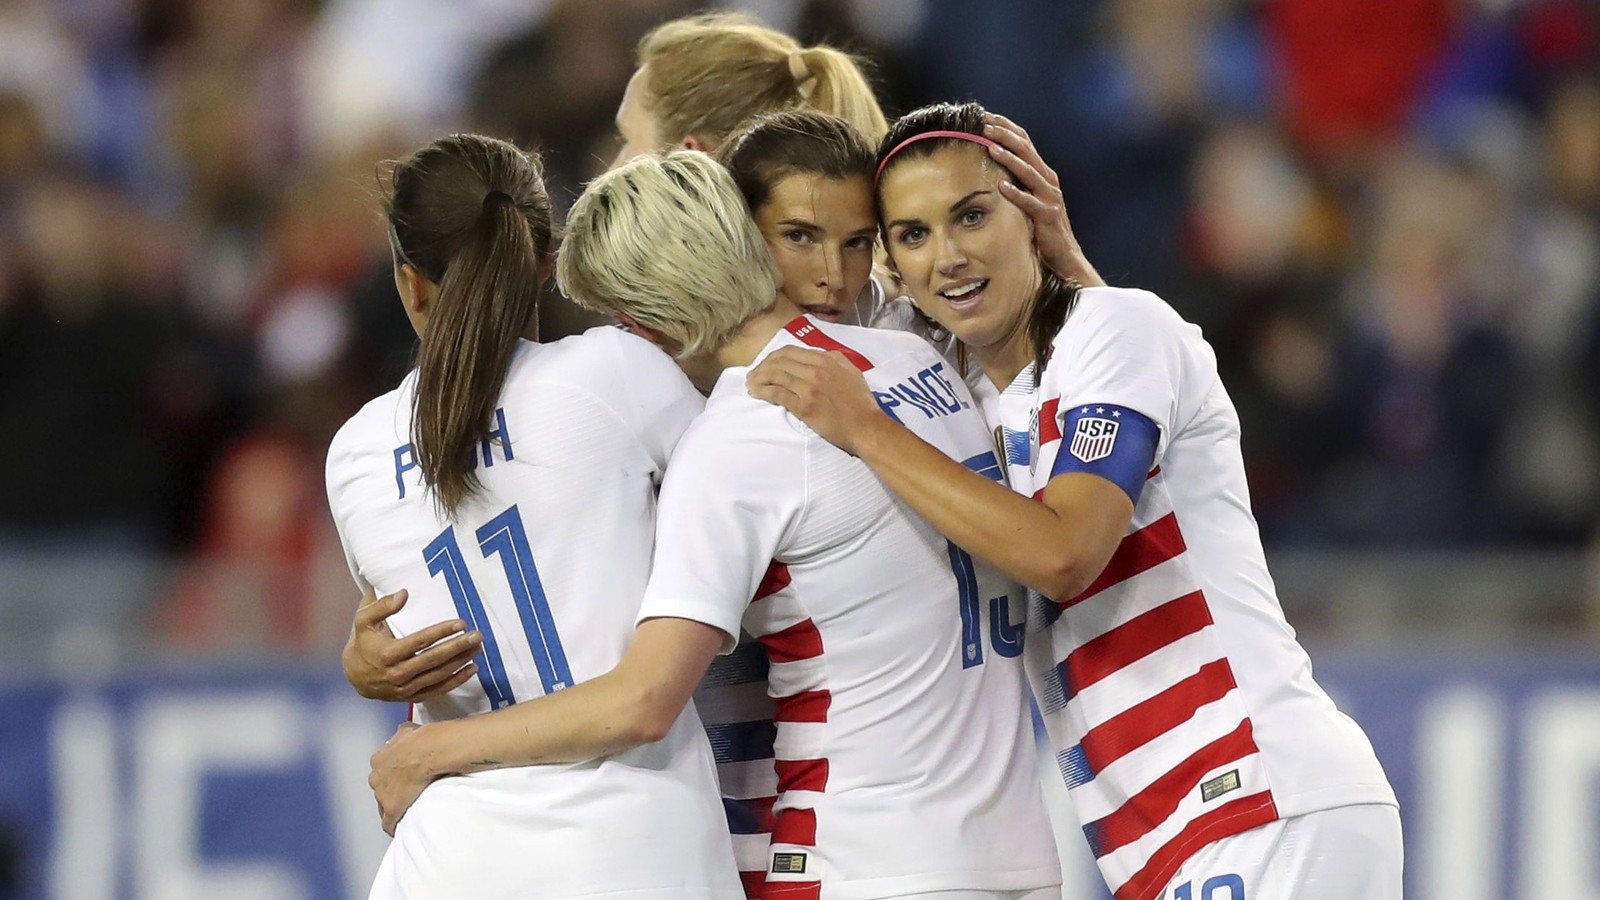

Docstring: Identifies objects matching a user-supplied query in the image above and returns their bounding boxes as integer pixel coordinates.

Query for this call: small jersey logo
[771,852,808,874]
[1200,769,1242,802]
[1070,416,1119,463]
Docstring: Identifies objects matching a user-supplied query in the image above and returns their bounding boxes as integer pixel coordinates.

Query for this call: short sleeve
[324,424,371,592]
[1039,288,1213,463]
[635,405,806,653]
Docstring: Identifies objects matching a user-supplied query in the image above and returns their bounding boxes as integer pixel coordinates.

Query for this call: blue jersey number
[422,504,572,707]
[947,541,1025,669]
[948,450,1026,669]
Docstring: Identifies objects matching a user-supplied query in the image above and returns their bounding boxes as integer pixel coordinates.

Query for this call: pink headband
[875,130,999,182]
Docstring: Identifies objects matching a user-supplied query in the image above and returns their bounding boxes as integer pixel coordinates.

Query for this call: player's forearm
[411,673,672,777]
[852,419,1105,600]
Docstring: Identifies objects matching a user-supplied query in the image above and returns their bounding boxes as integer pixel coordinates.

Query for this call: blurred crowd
[0,0,1595,656]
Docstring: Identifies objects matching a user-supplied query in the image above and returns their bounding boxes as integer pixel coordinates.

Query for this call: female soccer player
[747,103,1402,900]
[325,134,739,899]
[368,150,1063,900]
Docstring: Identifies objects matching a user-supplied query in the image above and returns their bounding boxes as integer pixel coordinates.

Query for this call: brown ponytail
[385,134,553,517]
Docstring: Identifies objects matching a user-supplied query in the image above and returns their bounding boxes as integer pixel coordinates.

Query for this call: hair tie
[787,50,817,99]
[875,130,1000,183]
[482,190,514,213]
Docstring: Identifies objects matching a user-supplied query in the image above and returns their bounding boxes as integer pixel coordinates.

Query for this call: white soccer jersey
[639,316,1061,900]
[1004,288,1397,900]
[326,327,741,900]
[700,289,999,897]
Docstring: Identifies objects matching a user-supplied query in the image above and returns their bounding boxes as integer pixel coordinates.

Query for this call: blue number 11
[423,504,571,707]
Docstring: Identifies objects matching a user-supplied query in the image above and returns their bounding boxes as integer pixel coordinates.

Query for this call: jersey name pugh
[394,407,514,499]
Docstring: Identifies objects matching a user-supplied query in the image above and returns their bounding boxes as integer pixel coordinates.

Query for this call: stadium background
[0,0,1597,897]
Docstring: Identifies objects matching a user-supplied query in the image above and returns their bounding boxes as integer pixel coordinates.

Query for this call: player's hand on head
[747,347,889,456]
[981,112,1104,288]
[344,587,483,702]
[370,722,432,836]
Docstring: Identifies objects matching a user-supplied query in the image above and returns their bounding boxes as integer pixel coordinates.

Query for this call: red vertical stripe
[774,757,829,793]
[772,807,818,846]
[759,619,824,663]
[1064,591,1213,695]
[1081,659,1238,772]
[1113,791,1279,900]
[1040,398,1062,444]
[738,870,765,899]
[784,317,873,371]
[1085,719,1262,857]
[1062,512,1187,609]
[773,690,831,723]
[754,562,791,602]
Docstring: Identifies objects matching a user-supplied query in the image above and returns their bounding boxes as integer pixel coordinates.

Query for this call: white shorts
[1157,804,1403,900]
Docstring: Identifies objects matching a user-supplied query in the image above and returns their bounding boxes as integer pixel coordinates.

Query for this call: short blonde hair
[638,12,888,151]
[557,151,780,358]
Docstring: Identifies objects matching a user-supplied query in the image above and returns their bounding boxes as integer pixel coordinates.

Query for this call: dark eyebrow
[886,189,992,231]
[775,219,819,228]
[948,189,992,212]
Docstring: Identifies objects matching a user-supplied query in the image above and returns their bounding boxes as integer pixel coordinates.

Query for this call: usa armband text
[1048,403,1160,504]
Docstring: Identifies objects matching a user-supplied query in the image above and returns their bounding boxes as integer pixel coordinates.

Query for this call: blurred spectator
[0,177,188,543]
[1264,0,1457,167]
[301,0,551,161]
[156,426,349,655]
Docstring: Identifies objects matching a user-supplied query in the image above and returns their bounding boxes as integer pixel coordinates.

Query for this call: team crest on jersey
[771,852,808,874]
[1070,416,1120,463]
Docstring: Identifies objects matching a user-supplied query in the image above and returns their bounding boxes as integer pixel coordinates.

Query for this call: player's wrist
[848,412,901,462]
[388,720,450,780]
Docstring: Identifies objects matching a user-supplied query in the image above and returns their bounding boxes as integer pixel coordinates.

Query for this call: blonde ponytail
[795,46,888,143]
[637,13,887,151]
